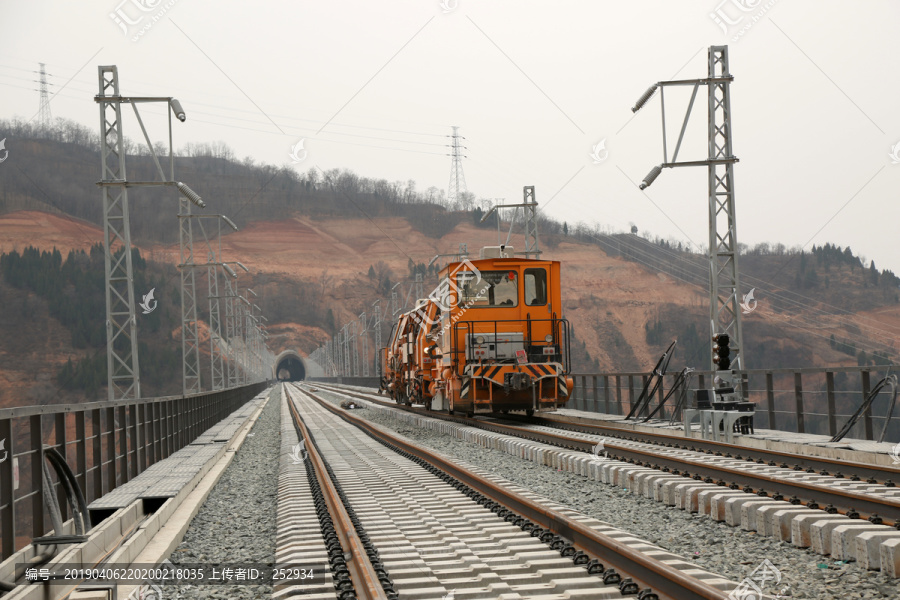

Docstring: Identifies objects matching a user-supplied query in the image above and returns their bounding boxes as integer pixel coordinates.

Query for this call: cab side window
[524,268,547,306]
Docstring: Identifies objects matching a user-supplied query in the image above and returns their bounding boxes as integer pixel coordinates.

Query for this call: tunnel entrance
[275,354,306,381]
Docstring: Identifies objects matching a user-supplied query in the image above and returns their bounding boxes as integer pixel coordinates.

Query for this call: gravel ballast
[312,385,899,600]
[155,387,281,600]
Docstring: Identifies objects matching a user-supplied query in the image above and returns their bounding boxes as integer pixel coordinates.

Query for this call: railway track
[313,383,900,528]
[323,382,900,484]
[504,412,900,485]
[283,383,746,599]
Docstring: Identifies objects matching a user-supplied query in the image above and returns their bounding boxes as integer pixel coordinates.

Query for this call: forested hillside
[0,119,897,406]
[0,245,182,399]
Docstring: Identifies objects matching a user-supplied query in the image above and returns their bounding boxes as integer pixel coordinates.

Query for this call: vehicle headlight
[544,334,553,343]
[476,336,485,344]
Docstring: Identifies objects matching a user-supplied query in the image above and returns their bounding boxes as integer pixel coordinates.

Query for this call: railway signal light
[712,333,731,370]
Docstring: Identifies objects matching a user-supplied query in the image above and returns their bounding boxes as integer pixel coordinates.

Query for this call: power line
[612,232,898,354]
[0,60,452,144]
[622,231,900,343]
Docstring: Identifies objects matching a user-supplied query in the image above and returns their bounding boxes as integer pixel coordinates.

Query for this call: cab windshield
[457,270,518,308]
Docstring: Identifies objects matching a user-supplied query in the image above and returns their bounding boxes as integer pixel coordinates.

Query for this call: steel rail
[318,382,900,481]
[284,386,389,600]
[298,385,732,600]
[315,384,900,526]
[517,413,900,484]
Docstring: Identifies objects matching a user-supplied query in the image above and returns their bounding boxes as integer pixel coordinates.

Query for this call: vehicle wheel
[466,411,474,418]
[526,409,535,417]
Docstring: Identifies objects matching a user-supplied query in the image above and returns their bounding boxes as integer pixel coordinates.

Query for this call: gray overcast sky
[2,0,899,274]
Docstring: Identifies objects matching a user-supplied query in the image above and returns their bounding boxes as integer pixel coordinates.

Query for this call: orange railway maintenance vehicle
[380,245,574,416]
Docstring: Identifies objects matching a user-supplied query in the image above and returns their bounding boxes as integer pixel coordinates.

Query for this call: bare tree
[373,261,393,283]
[320,269,333,297]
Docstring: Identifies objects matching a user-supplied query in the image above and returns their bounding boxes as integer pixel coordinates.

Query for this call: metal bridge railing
[569,366,899,443]
[0,383,267,560]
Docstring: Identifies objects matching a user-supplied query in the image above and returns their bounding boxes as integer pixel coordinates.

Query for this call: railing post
[826,372,837,437]
[615,375,623,415]
[656,377,666,420]
[170,399,177,455]
[592,376,598,412]
[639,375,648,418]
[0,417,14,559]
[766,372,776,430]
[135,404,143,476]
[160,401,167,458]
[54,412,68,521]
[92,409,103,500]
[128,404,138,479]
[579,375,586,410]
[794,372,805,434]
[30,415,43,539]
[183,396,190,446]
[140,403,150,468]
[117,405,127,484]
[628,375,635,415]
[175,398,183,449]
[105,407,116,489]
[603,375,610,414]
[861,371,873,441]
[194,395,201,440]
[75,412,87,503]
[163,400,172,458]
[171,398,177,454]
[152,401,161,465]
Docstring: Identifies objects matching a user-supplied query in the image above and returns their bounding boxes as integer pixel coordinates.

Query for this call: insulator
[639,165,662,190]
[631,84,658,112]
[222,215,238,231]
[223,263,237,278]
[176,182,205,208]
[169,98,186,122]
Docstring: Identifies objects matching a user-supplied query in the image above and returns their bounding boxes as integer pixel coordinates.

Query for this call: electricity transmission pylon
[38,63,52,128]
[207,258,224,390]
[448,126,467,206]
[632,45,745,372]
[351,320,360,377]
[343,324,351,378]
[178,198,202,395]
[479,187,542,259]
[372,300,382,377]
[97,66,140,401]
[705,46,745,372]
[415,272,423,300]
[359,312,368,377]
[96,65,202,400]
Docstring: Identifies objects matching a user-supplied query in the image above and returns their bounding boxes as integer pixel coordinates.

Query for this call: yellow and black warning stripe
[468,363,559,379]
[526,363,556,378]
[470,364,505,380]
